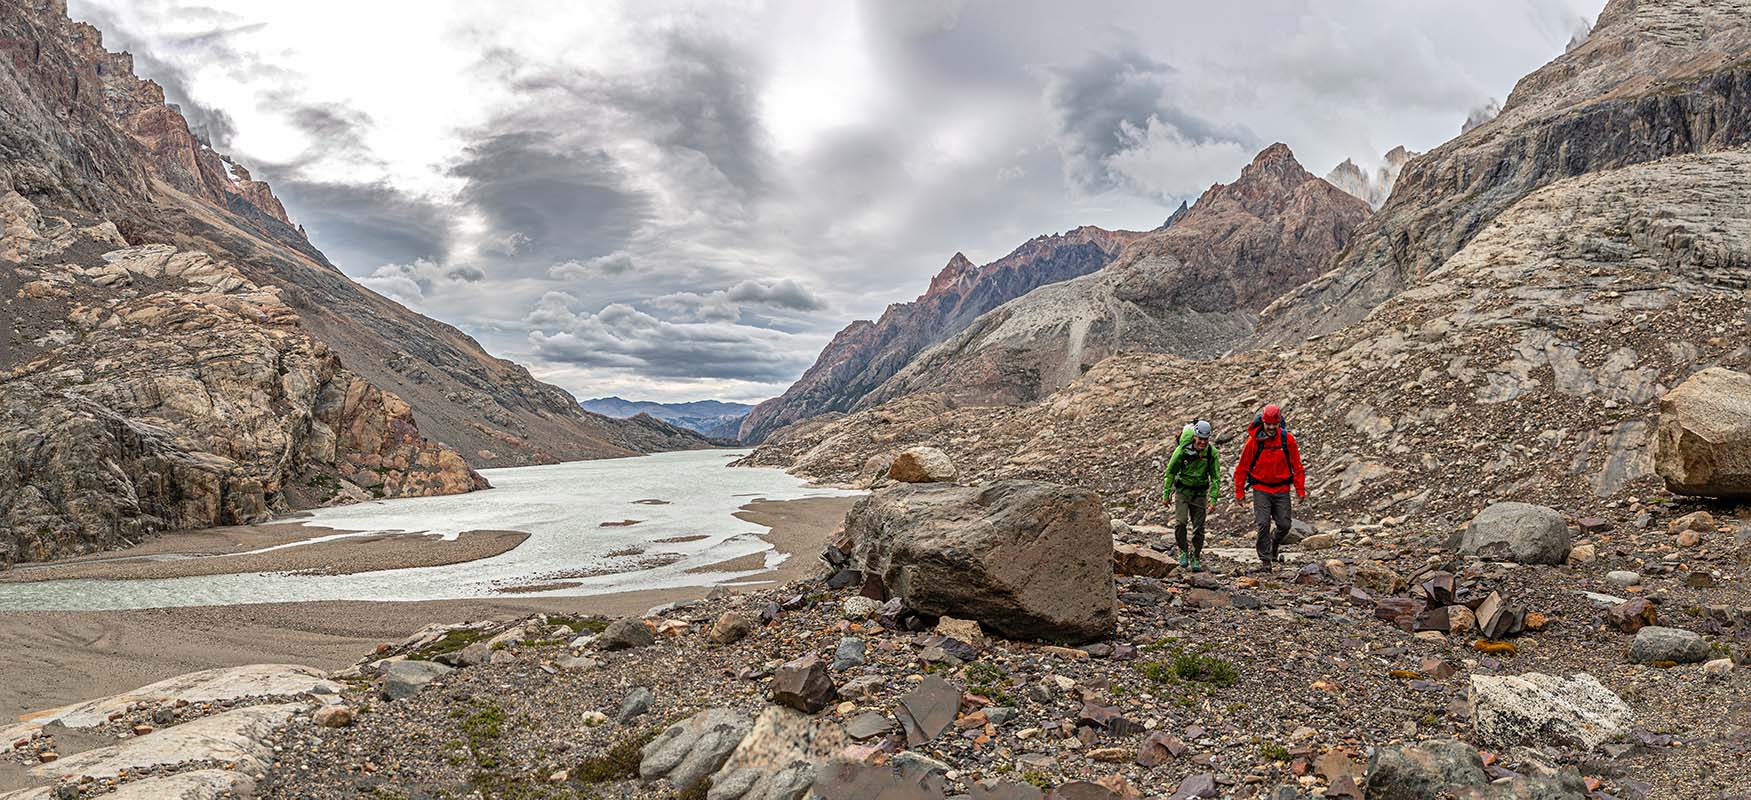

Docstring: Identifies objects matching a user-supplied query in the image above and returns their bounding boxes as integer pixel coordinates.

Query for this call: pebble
[1605,570,1642,588]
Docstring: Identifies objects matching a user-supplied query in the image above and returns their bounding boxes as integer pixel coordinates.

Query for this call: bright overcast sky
[69,0,1597,403]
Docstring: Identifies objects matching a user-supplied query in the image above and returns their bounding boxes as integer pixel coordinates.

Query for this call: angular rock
[832,637,866,671]
[935,616,987,650]
[1135,731,1187,767]
[1606,598,1658,634]
[618,687,654,723]
[889,446,959,483]
[1351,561,1404,595]
[640,708,753,790]
[847,480,1117,643]
[1166,773,1217,800]
[770,654,837,713]
[1460,502,1571,565]
[1469,673,1631,751]
[383,661,453,701]
[1112,543,1177,578]
[1628,626,1710,664]
[896,675,960,747]
[600,617,656,650]
[843,595,881,620]
[708,706,849,800]
[1655,367,1751,497]
[710,612,757,645]
[844,711,891,741]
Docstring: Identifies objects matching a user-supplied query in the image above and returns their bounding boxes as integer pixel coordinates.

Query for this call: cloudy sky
[70,0,1596,403]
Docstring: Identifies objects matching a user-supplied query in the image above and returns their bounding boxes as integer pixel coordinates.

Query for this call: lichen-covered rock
[847,480,1116,643]
[1656,368,1751,497]
[1469,673,1631,752]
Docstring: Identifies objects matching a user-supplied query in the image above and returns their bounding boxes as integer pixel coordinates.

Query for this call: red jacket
[1234,427,1305,500]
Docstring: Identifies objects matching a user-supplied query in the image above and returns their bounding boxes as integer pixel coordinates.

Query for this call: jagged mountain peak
[926,252,978,295]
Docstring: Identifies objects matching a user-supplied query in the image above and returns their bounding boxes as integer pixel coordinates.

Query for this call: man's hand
[1297,489,1308,499]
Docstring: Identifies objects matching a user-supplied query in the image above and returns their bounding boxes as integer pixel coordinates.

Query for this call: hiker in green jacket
[1162,420,1221,572]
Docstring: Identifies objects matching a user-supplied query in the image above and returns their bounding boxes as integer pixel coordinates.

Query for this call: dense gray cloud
[1042,49,1256,198]
[69,0,1600,402]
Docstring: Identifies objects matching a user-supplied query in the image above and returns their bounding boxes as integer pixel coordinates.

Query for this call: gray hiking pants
[1251,490,1292,562]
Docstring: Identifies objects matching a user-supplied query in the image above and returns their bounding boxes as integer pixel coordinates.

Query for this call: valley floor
[0,496,856,715]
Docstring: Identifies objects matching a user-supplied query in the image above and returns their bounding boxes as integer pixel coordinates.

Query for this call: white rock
[30,703,301,780]
[1470,673,1631,752]
[1703,659,1735,677]
[1605,570,1642,588]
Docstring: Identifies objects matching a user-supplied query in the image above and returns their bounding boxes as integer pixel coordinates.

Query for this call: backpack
[1242,413,1294,489]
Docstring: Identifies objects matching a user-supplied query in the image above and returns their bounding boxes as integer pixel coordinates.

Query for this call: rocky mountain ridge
[1256,0,1751,346]
[581,397,752,439]
[738,226,1148,443]
[854,143,1370,408]
[0,0,714,563]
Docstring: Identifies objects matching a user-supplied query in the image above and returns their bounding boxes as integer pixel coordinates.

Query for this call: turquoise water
[0,450,860,611]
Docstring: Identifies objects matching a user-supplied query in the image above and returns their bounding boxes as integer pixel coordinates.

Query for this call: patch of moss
[1259,742,1289,761]
[409,628,491,661]
[573,725,665,784]
[546,615,610,634]
[1134,644,1238,689]
[1022,770,1053,790]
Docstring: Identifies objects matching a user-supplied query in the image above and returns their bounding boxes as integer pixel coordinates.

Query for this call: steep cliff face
[857,144,1369,407]
[0,0,711,563]
[737,226,1145,442]
[1257,0,1751,344]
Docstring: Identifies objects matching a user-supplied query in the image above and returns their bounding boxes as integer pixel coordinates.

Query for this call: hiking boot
[1178,551,1191,569]
[1189,556,1204,573]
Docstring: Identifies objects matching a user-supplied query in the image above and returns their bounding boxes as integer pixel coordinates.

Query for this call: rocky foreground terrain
[0,450,1744,799]
[0,0,713,564]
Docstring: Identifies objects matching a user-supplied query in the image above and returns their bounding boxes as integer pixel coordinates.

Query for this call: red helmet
[1261,404,1282,424]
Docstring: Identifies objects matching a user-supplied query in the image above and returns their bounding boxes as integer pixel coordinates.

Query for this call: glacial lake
[0,450,861,611]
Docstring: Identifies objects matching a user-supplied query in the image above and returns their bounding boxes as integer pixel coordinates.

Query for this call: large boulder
[846,480,1117,643]
[1365,738,1586,800]
[1656,367,1751,497]
[1469,673,1631,752]
[382,661,453,700]
[1459,502,1570,565]
[888,446,959,483]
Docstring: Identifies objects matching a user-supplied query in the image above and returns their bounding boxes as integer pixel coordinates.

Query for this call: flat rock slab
[897,675,961,747]
[20,664,334,729]
[3,664,334,755]
[0,769,255,800]
[639,708,753,791]
[30,703,302,780]
[708,706,849,800]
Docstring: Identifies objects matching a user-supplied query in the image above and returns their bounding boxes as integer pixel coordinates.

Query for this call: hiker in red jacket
[1233,404,1306,572]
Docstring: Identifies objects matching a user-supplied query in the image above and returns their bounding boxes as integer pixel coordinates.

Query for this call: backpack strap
[1244,429,1294,489]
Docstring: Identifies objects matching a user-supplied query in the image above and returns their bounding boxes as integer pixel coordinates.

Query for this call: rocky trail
[2,451,1744,799]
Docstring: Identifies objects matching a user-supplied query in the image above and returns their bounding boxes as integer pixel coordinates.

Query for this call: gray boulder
[1469,673,1631,752]
[599,617,655,650]
[1365,738,1487,799]
[1459,502,1570,565]
[1628,626,1710,664]
[1656,367,1751,497]
[846,480,1117,643]
[639,708,753,791]
[707,706,849,800]
[382,661,453,700]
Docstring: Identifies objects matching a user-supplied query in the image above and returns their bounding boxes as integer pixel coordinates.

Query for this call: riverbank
[0,495,857,715]
[0,524,531,583]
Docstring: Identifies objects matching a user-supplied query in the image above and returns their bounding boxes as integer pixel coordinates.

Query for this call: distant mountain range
[580,397,753,440]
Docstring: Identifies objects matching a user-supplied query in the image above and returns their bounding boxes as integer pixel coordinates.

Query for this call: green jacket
[1162,428,1221,501]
